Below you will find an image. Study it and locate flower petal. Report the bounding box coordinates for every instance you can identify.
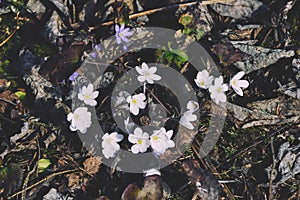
[233,86,243,96]
[137,76,146,83]
[135,66,143,75]
[131,144,140,154]
[233,71,245,80]
[130,105,139,115]
[237,80,249,88]
[115,24,120,33]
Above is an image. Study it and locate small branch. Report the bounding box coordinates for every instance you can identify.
[146,87,171,115]
[7,169,78,199]
[0,12,20,47]
[0,98,17,106]
[89,0,234,31]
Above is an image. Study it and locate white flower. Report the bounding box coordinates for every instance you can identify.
[150,127,175,155]
[102,132,124,159]
[209,76,228,104]
[186,100,199,112]
[179,111,197,130]
[128,127,150,154]
[135,62,161,84]
[67,107,92,133]
[229,71,249,96]
[194,70,213,89]
[126,93,147,115]
[124,117,135,134]
[78,84,99,106]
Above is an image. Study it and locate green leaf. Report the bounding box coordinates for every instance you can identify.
[179,14,193,26]
[38,159,51,173]
[15,91,26,100]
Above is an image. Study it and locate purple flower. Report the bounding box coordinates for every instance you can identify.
[90,52,98,58]
[69,72,79,81]
[115,24,132,44]
[94,44,101,51]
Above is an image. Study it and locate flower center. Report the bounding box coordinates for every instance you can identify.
[152,136,159,141]
[137,139,143,145]
[131,99,137,104]
[200,81,205,86]
[85,95,90,100]
[145,72,150,77]
[106,138,112,143]
[231,80,237,86]
[74,114,79,120]
[118,32,123,37]
[216,87,222,93]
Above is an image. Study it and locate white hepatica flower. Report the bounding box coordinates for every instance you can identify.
[128,127,150,154]
[150,127,175,155]
[78,84,99,106]
[102,132,124,159]
[194,70,213,89]
[135,62,161,84]
[179,111,197,130]
[186,100,199,112]
[126,93,147,115]
[209,76,228,104]
[229,71,249,96]
[67,107,92,133]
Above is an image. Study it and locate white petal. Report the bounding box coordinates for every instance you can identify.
[146,77,154,84]
[126,96,132,103]
[69,125,77,131]
[78,93,84,101]
[237,80,249,88]
[130,105,139,115]
[137,76,146,83]
[85,99,97,106]
[135,66,143,75]
[136,93,146,101]
[233,71,245,80]
[222,84,229,92]
[131,144,140,154]
[167,140,175,148]
[186,100,199,112]
[215,76,223,86]
[233,87,243,96]
[148,67,157,74]
[141,62,149,72]
[165,130,173,139]
[128,134,138,144]
[67,113,74,122]
[86,84,94,93]
[134,127,143,136]
[150,74,161,81]
[91,91,99,99]
[218,93,227,103]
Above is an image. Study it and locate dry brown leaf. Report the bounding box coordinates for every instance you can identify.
[83,156,102,175]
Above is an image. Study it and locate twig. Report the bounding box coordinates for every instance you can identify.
[0,98,17,106]
[0,12,20,47]
[89,0,234,31]
[146,87,171,115]
[7,169,78,199]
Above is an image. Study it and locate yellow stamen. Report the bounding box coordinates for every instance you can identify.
[152,136,159,141]
[132,99,137,104]
[137,139,143,144]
